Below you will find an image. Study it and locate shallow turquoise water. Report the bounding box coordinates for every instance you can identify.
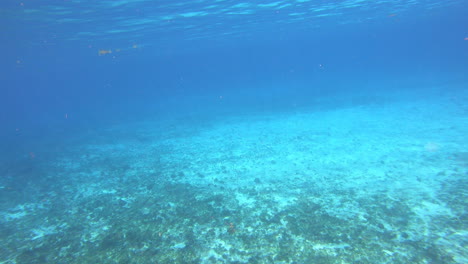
[0,0,467,263]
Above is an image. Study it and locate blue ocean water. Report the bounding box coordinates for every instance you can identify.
[1,0,467,263]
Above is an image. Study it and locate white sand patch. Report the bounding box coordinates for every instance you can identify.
[2,203,38,222]
[413,201,454,218]
[3,210,28,221]
[312,243,350,251]
[30,225,60,240]
[235,192,256,208]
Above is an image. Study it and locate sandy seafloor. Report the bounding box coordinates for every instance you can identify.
[0,86,467,264]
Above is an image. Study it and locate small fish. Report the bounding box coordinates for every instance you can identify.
[98,49,112,56]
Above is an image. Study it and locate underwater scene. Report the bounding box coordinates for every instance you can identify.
[1,0,467,263]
